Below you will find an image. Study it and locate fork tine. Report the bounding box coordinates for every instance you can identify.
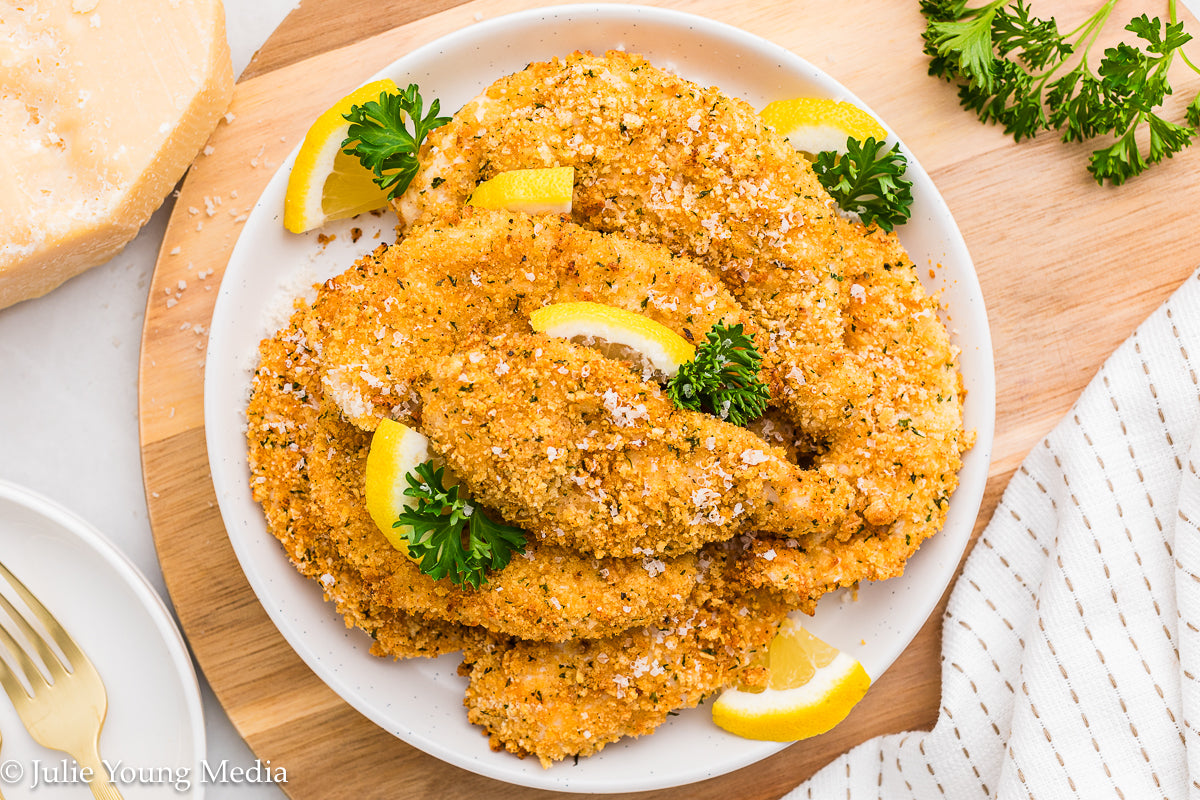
[0,612,51,694]
[0,640,35,706]
[0,561,85,670]
[0,592,60,686]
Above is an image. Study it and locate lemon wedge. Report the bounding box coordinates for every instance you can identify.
[759,97,888,157]
[283,78,399,234]
[712,618,872,741]
[529,301,696,378]
[364,418,429,557]
[467,166,575,214]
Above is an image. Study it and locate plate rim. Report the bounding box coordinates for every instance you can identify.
[205,2,996,793]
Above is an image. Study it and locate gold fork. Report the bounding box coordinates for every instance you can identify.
[0,560,121,799]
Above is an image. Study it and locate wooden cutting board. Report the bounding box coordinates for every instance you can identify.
[138,0,1200,797]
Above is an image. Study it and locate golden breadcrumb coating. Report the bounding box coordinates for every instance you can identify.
[248,299,704,645]
[306,210,753,431]
[304,398,705,641]
[422,332,853,557]
[243,50,971,767]
[396,49,968,596]
[247,328,480,658]
[461,547,787,766]
[396,49,857,437]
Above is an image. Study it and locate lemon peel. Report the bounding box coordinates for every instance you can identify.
[760,97,887,156]
[529,301,695,378]
[468,166,575,214]
[712,619,872,741]
[283,78,399,233]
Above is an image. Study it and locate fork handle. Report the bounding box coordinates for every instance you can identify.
[76,748,123,800]
[87,774,124,800]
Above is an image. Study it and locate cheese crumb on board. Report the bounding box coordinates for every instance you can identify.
[0,0,234,309]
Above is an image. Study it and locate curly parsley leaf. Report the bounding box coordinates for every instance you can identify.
[920,1,1200,185]
[924,0,1014,89]
[394,460,526,589]
[341,84,451,200]
[668,323,770,427]
[813,137,914,232]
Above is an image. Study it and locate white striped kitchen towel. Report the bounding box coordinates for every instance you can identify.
[787,268,1200,799]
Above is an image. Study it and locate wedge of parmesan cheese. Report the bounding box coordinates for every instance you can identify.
[0,0,234,309]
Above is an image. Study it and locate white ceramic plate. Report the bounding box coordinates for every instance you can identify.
[205,4,995,793]
[0,480,206,799]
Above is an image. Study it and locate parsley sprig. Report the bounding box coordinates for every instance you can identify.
[921,0,1200,184]
[813,137,914,231]
[394,460,526,589]
[341,84,450,200]
[667,323,770,426]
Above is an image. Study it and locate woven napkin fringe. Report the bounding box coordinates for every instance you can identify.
[785,270,1200,800]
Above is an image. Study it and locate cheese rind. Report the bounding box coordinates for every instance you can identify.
[0,0,235,309]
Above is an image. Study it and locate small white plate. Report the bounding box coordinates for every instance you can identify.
[206,3,995,793]
[0,481,206,799]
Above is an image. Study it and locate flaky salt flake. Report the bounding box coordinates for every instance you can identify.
[602,389,648,427]
[741,448,769,465]
[642,557,667,577]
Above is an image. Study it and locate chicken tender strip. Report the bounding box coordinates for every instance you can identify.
[309,210,754,430]
[303,398,703,641]
[421,332,854,558]
[395,50,862,436]
[740,226,970,604]
[827,224,966,528]
[247,319,478,657]
[461,548,789,766]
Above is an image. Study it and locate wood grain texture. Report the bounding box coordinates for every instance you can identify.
[138,0,1200,797]
[240,0,475,79]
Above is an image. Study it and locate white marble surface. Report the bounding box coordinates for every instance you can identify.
[0,1,299,795]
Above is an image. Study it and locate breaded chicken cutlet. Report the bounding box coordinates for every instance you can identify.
[246,49,970,768]
[423,333,853,558]
[306,208,753,432]
[461,546,790,764]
